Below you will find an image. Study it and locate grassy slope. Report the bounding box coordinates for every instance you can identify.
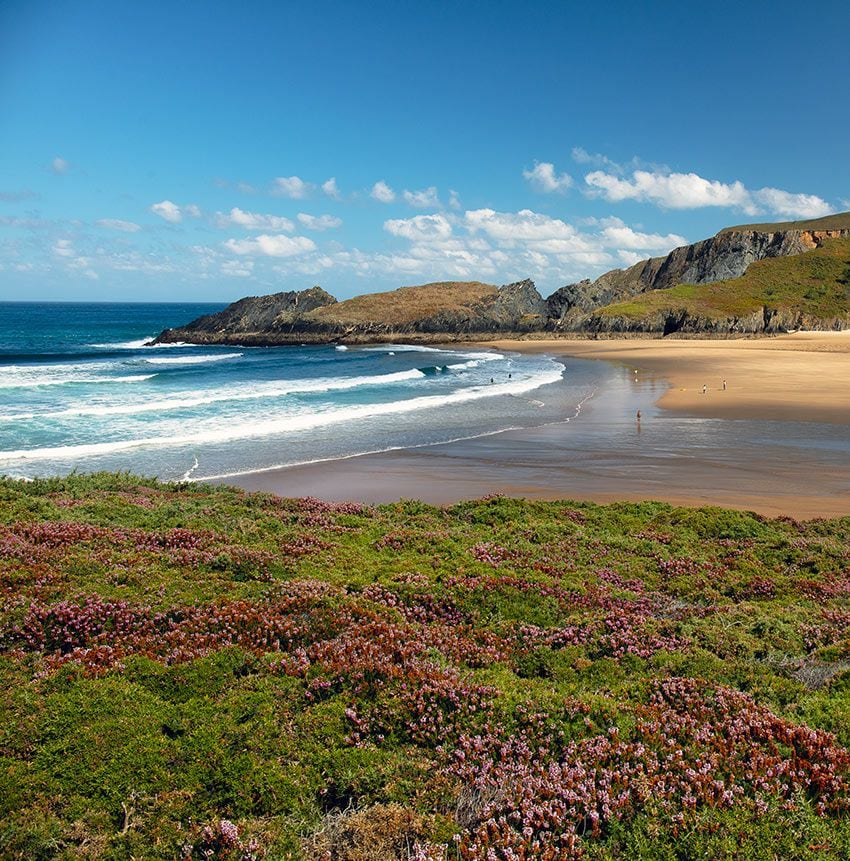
[306,281,497,326]
[598,236,850,321]
[719,212,850,234]
[2,475,850,859]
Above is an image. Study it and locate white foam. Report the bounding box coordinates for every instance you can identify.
[0,368,429,422]
[335,345,348,351]
[0,362,157,389]
[0,364,564,463]
[142,352,243,366]
[88,337,198,349]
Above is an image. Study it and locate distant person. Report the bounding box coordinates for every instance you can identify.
[722,379,727,390]
[636,410,641,422]
[702,384,707,395]
[490,377,494,384]
[508,373,512,379]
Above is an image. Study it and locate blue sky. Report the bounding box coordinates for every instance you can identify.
[1,0,848,302]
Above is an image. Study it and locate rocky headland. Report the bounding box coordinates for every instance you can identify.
[154,212,850,344]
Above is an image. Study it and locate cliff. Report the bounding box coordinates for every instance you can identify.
[155,213,850,344]
[585,235,850,335]
[155,279,548,345]
[548,212,850,330]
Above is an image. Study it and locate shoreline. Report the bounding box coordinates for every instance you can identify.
[482,331,850,425]
[222,334,850,519]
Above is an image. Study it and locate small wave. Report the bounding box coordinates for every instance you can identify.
[0,365,564,463]
[0,368,428,421]
[335,345,348,351]
[89,337,155,349]
[182,454,200,481]
[0,363,157,389]
[142,352,243,366]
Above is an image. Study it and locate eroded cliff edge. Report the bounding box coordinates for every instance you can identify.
[154,213,850,344]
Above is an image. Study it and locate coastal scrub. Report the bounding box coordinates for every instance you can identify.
[1,474,850,858]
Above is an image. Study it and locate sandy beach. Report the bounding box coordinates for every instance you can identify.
[487,332,850,425]
[222,332,850,519]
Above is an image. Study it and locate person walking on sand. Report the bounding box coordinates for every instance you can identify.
[722,379,727,391]
[702,384,707,395]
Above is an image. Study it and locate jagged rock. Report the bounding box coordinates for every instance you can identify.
[153,280,547,345]
[155,287,337,343]
[548,220,850,329]
[153,213,850,344]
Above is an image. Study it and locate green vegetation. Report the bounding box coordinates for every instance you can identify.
[719,211,850,234]
[308,281,497,326]
[2,474,850,858]
[599,236,850,322]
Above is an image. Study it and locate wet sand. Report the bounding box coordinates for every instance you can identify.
[225,334,850,519]
[486,332,850,425]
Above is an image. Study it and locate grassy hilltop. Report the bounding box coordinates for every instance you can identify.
[3,475,850,859]
[597,236,850,325]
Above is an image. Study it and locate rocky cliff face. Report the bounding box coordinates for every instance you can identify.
[157,286,337,343]
[155,215,850,343]
[548,228,850,330]
[154,279,548,345]
[581,307,850,337]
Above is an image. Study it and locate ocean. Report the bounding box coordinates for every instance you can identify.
[0,302,601,482]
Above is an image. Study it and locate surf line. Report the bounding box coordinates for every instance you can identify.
[182,454,200,481]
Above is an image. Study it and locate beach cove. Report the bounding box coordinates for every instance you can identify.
[226,332,850,519]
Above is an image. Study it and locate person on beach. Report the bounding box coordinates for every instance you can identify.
[636,410,641,423]
[723,379,727,390]
[702,384,707,395]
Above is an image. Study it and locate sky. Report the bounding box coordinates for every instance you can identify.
[1,0,848,303]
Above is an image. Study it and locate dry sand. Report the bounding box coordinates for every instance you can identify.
[223,333,850,518]
[486,332,850,425]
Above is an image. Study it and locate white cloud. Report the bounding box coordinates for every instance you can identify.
[53,238,75,257]
[618,250,646,266]
[237,181,256,194]
[51,157,69,175]
[584,167,832,219]
[465,209,584,244]
[523,162,573,193]
[297,213,343,231]
[751,188,832,219]
[272,176,310,198]
[150,200,184,223]
[221,259,254,277]
[217,207,294,231]
[96,218,141,233]
[585,169,753,211]
[571,147,621,170]
[322,177,341,199]
[184,204,201,218]
[384,213,453,242]
[223,234,316,257]
[596,217,687,251]
[371,180,395,203]
[448,190,461,210]
[403,186,441,208]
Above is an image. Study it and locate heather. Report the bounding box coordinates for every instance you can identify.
[1,476,850,859]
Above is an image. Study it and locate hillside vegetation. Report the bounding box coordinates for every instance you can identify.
[308,282,497,326]
[597,236,850,323]
[719,212,850,234]
[3,475,850,859]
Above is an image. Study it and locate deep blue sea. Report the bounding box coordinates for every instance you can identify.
[0,302,598,481]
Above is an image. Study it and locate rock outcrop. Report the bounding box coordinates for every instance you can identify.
[154,279,548,345]
[156,286,337,343]
[548,216,850,331]
[155,213,850,343]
